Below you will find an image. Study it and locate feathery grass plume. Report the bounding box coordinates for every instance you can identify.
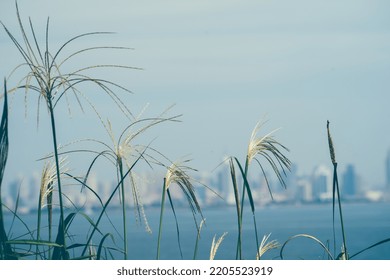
[45,107,180,259]
[36,161,54,259]
[80,147,148,258]
[108,106,181,237]
[327,120,336,165]
[36,158,67,259]
[256,233,279,260]
[326,121,348,259]
[87,108,180,259]
[1,2,138,259]
[209,232,228,260]
[156,160,203,259]
[247,120,291,193]
[229,119,290,259]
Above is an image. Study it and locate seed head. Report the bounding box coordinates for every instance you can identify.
[327,121,337,165]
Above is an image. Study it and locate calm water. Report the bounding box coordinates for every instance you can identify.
[4,202,390,260]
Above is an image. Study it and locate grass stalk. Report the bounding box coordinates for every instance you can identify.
[118,160,128,260]
[167,189,183,259]
[238,157,249,224]
[156,178,167,260]
[234,157,260,260]
[228,120,290,259]
[156,160,202,260]
[47,96,67,259]
[327,121,348,259]
[228,158,242,259]
[36,188,43,259]
[193,218,205,260]
[0,79,16,259]
[80,148,146,257]
[46,181,53,257]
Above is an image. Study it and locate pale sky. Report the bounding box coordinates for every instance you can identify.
[1,0,390,189]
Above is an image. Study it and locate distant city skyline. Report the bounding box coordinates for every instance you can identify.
[1,1,390,195]
[2,158,388,214]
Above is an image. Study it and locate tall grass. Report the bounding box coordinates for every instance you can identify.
[50,107,182,259]
[156,160,203,259]
[1,2,389,261]
[36,159,59,259]
[327,120,348,259]
[228,120,291,259]
[1,2,137,259]
[0,79,16,259]
[279,121,390,260]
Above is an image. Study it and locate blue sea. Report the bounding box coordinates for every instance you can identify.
[4,202,390,260]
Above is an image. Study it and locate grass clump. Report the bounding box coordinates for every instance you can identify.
[156,160,203,260]
[279,121,390,260]
[1,2,389,261]
[227,120,291,259]
[1,2,138,259]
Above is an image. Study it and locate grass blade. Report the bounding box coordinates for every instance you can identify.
[228,157,242,260]
[0,79,16,259]
[97,233,114,260]
[234,157,260,259]
[167,189,183,259]
[156,178,167,260]
[350,238,390,259]
[51,212,76,259]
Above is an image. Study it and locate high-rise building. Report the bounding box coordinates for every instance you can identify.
[312,165,332,201]
[296,177,313,202]
[386,150,390,190]
[342,164,357,197]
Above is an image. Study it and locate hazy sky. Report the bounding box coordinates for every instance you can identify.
[1,0,390,189]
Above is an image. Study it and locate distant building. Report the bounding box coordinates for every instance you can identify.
[296,177,313,202]
[342,164,357,197]
[386,150,390,190]
[312,165,332,201]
